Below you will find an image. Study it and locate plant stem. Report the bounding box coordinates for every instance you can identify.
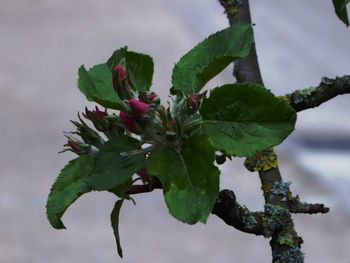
[282,75,350,112]
[217,1,318,262]
[219,0,264,84]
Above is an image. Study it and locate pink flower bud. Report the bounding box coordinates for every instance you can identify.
[139,92,159,104]
[187,91,207,113]
[119,111,141,133]
[129,99,150,118]
[112,65,134,100]
[112,65,127,80]
[67,141,81,154]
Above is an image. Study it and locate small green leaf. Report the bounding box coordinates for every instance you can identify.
[333,0,350,26]
[46,155,95,229]
[171,24,253,95]
[85,136,145,191]
[147,135,220,224]
[111,199,124,258]
[78,64,123,109]
[107,47,154,92]
[200,84,296,157]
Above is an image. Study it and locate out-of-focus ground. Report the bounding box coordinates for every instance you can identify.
[0,0,349,262]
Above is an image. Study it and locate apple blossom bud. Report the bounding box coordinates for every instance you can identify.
[84,107,108,131]
[113,65,127,80]
[112,65,133,100]
[62,132,93,155]
[187,91,207,113]
[119,111,141,133]
[139,91,160,104]
[129,99,149,118]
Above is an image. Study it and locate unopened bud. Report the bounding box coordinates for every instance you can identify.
[112,65,133,100]
[71,116,105,149]
[187,91,207,113]
[92,106,107,119]
[119,111,141,134]
[129,99,150,119]
[84,107,108,131]
[113,65,127,80]
[139,92,160,104]
[62,132,93,155]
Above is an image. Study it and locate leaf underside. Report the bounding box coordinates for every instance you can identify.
[200,83,297,157]
[147,134,220,224]
[46,155,95,229]
[85,136,146,191]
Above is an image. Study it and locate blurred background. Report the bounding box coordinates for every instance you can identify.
[0,0,349,262]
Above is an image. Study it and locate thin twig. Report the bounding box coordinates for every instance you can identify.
[283,75,350,112]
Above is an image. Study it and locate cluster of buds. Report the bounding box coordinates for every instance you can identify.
[64,63,207,157]
[119,98,153,134]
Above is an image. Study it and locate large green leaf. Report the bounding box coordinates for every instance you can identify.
[111,199,124,258]
[107,47,154,92]
[78,64,123,109]
[171,24,253,95]
[147,135,220,224]
[200,84,297,157]
[85,136,145,191]
[46,155,95,229]
[333,0,350,26]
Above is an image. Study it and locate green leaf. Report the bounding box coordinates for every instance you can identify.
[78,47,154,108]
[46,155,95,229]
[107,46,128,69]
[200,84,296,157]
[171,24,253,95]
[332,0,350,26]
[78,64,123,110]
[111,199,124,258]
[85,136,146,191]
[147,134,220,224]
[108,178,133,198]
[107,47,154,92]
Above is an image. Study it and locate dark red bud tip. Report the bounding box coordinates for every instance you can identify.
[93,106,107,119]
[119,111,140,133]
[187,91,207,113]
[113,65,127,80]
[67,141,81,154]
[139,92,159,103]
[147,94,157,101]
[129,99,150,117]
